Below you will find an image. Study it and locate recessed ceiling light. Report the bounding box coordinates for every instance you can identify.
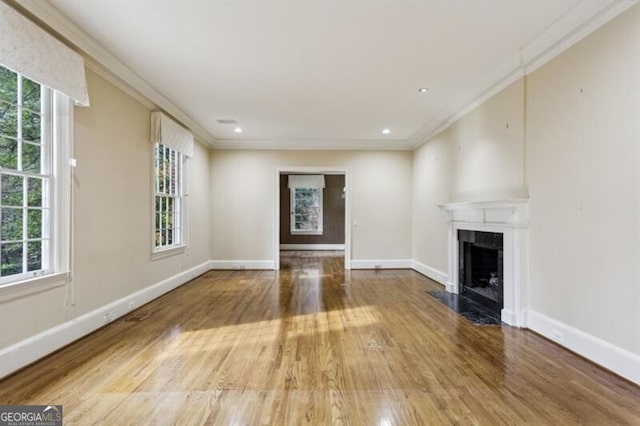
[382,128,391,134]
[234,127,243,133]
[418,88,429,93]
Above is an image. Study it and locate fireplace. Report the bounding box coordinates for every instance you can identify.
[440,199,529,327]
[458,230,503,315]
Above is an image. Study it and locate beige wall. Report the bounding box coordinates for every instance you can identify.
[210,150,413,262]
[412,6,640,355]
[526,7,640,354]
[0,69,211,348]
[412,128,452,272]
[412,78,526,272]
[450,78,527,202]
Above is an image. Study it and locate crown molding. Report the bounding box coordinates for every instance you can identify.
[8,0,217,147]
[212,138,411,151]
[6,0,636,152]
[408,0,638,150]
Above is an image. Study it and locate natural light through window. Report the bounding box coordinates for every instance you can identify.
[154,143,184,250]
[0,66,51,282]
[291,187,323,235]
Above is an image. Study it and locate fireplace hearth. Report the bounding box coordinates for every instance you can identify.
[458,230,503,316]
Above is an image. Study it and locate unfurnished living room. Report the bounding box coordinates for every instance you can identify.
[0,0,639,424]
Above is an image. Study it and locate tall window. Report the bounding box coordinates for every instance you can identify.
[154,143,183,250]
[291,187,323,234]
[0,66,51,283]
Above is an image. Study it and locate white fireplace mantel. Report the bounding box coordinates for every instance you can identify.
[439,199,529,327]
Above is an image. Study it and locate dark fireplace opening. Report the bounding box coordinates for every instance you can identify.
[458,230,503,315]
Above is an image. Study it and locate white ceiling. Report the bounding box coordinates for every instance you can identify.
[44,0,623,149]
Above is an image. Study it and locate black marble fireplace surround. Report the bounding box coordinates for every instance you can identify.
[458,230,504,316]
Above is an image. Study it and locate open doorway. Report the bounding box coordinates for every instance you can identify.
[273,167,350,270]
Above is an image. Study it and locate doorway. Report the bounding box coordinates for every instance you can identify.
[273,167,350,270]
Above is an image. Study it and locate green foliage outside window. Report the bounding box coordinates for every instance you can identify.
[293,188,321,232]
[154,143,181,249]
[0,65,46,278]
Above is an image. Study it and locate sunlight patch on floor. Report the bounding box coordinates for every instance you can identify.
[154,305,380,360]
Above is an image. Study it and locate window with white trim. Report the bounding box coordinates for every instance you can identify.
[290,187,323,235]
[153,143,184,250]
[0,3,84,294]
[0,66,53,283]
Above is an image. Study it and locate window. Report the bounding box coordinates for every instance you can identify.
[290,187,323,235]
[0,66,53,283]
[153,143,184,251]
[150,112,193,256]
[0,4,84,294]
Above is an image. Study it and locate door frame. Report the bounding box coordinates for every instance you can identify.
[273,166,351,270]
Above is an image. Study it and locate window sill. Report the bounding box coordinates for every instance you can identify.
[291,231,324,236]
[151,245,187,260]
[0,272,69,303]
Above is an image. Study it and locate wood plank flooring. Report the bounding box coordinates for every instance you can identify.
[0,251,639,425]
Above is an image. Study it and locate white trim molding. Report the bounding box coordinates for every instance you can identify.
[526,310,640,386]
[0,260,211,380]
[280,244,345,251]
[409,0,638,149]
[350,259,412,270]
[440,199,530,327]
[0,272,68,303]
[9,0,216,146]
[209,260,275,270]
[8,0,636,152]
[274,167,351,271]
[411,260,448,286]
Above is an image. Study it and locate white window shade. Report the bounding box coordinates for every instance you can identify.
[288,175,325,189]
[151,111,194,158]
[0,2,89,106]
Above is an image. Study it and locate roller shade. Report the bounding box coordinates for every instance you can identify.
[0,2,90,106]
[151,111,194,158]
[288,175,325,189]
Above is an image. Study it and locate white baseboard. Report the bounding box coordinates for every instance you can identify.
[501,309,521,327]
[410,260,448,286]
[279,244,345,250]
[350,259,412,269]
[0,260,211,380]
[209,260,275,270]
[526,310,640,386]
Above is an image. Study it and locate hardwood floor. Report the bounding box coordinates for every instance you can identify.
[1,251,639,425]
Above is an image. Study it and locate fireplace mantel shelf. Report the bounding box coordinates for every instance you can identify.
[438,198,529,211]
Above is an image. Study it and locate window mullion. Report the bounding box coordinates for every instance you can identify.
[18,77,27,275]
[161,196,165,246]
[17,76,23,172]
[169,149,174,196]
[21,176,27,274]
[154,144,158,194]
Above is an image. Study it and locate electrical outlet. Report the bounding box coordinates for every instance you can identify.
[103,312,113,323]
